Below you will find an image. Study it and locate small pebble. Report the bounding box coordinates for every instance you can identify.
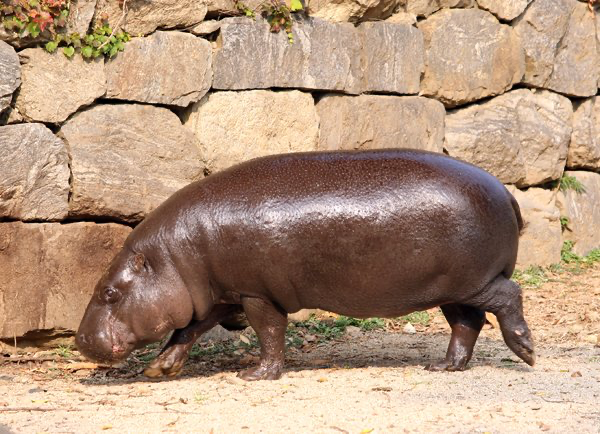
[403,323,416,334]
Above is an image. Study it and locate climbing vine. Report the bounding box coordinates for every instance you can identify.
[236,0,304,44]
[0,0,130,58]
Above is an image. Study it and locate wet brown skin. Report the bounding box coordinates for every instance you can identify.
[76,149,535,380]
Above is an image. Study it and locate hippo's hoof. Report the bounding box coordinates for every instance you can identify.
[143,349,187,378]
[237,365,283,381]
[424,360,466,372]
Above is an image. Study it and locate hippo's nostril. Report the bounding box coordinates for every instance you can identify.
[112,343,127,354]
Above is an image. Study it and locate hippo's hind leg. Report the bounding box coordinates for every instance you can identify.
[237,296,287,381]
[469,275,536,367]
[426,304,485,372]
[144,304,242,379]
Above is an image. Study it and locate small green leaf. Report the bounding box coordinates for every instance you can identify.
[289,0,303,11]
[26,21,40,38]
[81,45,93,58]
[109,45,118,58]
[63,45,75,58]
[44,40,58,53]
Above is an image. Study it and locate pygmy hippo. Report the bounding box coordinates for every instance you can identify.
[76,149,535,380]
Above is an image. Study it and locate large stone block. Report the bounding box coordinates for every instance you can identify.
[475,0,532,21]
[67,0,97,34]
[317,94,445,152]
[206,0,263,15]
[0,41,20,115]
[61,104,202,223]
[105,31,212,107]
[358,22,423,94]
[15,49,105,124]
[568,97,600,170]
[514,0,598,97]
[507,187,562,268]
[418,8,524,107]
[213,17,362,94]
[184,90,319,173]
[0,222,131,338]
[444,89,572,187]
[0,124,69,221]
[93,0,207,36]
[309,0,405,22]
[557,171,600,256]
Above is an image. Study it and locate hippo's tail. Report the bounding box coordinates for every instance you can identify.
[509,194,524,235]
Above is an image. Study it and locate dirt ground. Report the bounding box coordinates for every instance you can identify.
[1,264,599,433]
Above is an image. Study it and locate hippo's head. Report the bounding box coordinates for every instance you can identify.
[76,248,194,363]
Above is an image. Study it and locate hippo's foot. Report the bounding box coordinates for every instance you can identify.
[144,346,189,378]
[469,276,536,367]
[424,359,467,372]
[428,303,485,373]
[237,362,283,381]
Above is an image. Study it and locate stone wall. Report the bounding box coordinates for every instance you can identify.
[1,0,599,339]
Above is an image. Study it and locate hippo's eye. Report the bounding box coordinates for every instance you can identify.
[104,287,120,304]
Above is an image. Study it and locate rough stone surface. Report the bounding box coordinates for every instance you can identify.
[0,222,131,338]
[309,0,405,22]
[358,22,423,94]
[184,90,319,173]
[15,49,105,124]
[61,104,202,223]
[557,171,600,256]
[105,31,212,107]
[94,0,207,36]
[213,17,362,94]
[514,0,598,97]
[444,89,573,187]
[418,8,524,107]
[0,41,20,115]
[568,98,600,170]
[206,0,263,15]
[405,0,474,17]
[475,0,532,21]
[0,124,69,221]
[190,19,222,35]
[385,11,417,24]
[507,187,562,268]
[317,95,445,153]
[66,0,97,34]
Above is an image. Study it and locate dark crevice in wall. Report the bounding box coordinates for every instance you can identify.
[0,216,137,228]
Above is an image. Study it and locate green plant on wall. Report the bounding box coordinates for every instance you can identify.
[236,0,304,44]
[0,0,130,58]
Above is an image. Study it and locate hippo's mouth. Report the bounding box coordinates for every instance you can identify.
[75,333,138,364]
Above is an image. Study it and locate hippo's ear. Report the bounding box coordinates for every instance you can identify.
[129,253,147,273]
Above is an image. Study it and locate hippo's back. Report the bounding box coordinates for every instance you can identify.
[174,149,521,317]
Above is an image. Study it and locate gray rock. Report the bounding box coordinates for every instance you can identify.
[557,171,600,256]
[61,104,202,223]
[189,20,222,35]
[184,90,319,173]
[93,0,208,36]
[317,94,445,152]
[405,0,474,17]
[358,22,423,94]
[0,124,69,221]
[106,31,212,107]
[67,0,97,34]
[475,0,532,21]
[514,0,598,97]
[200,325,238,343]
[0,222,131,338]
[418,8,524,107]
[444,89,572,187]
[15,49,105,124]
[507,187,562,268]
[568,97,600,170]
[0,41,20,115]
[309,0,405,22]
[213,17,362,94]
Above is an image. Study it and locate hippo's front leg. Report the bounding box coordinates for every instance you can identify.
[237,297,287,381]
[144,304,242,378]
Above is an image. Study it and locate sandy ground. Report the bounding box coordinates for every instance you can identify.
[1,264,599,433]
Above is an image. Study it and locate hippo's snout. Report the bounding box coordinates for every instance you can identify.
[76,325,137,364]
